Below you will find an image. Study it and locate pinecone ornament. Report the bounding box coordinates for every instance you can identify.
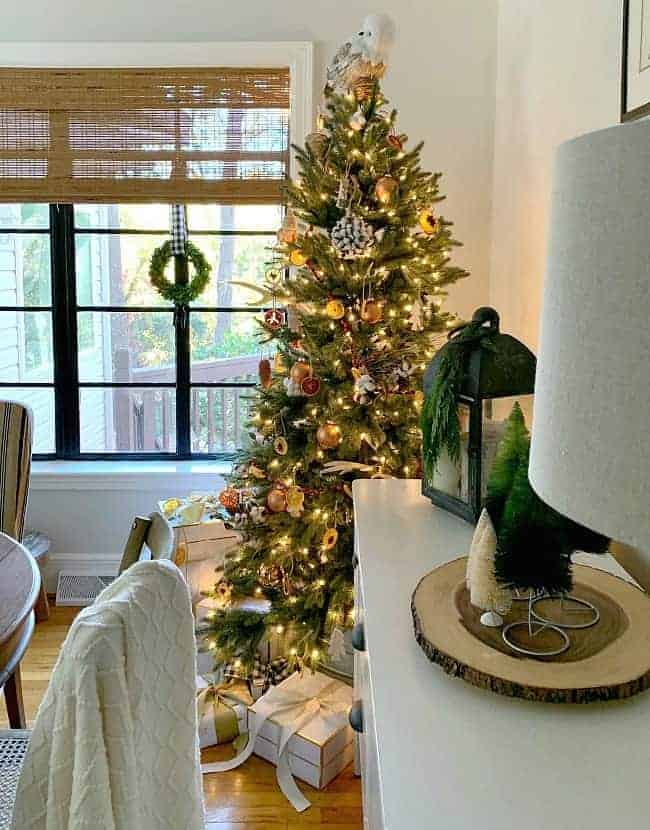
[331,210,374,259]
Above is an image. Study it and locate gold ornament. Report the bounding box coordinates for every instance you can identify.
[322,527,339,550]
[418,209,439,235]
[274,436,289,456]
[305,131,328,160]
[266,486,288,513]
[413,390,425,406]
[259,563,284,589]
[352,76,375,102]
[259,358,272,389]
[317,421,343,450]
[278,211,298,245]
[325,298,345,320]
[249,464,266,479]
[290,248,308,267]
[360,299,383,324]
[174,542,187,566]
[290,361,312,385]
[218,487,240,514]
[374,175,398,204]
[273,352,287,374]
[286,486,305,518]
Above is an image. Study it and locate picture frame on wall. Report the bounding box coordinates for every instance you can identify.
[622,0,650,120]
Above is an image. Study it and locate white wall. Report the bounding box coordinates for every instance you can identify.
[28,464,228,589]
[489,1,650,585]
[490,0,623,348]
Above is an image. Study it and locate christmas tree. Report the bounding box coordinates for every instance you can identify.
[486,404,608,595]
[201,21,468,670]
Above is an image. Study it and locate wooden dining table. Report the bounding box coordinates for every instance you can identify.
[0,532,40,728]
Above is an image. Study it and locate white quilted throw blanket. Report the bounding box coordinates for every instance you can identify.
[11,560,204,830]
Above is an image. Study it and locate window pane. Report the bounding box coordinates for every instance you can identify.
[0,311,53,382]
[0,233,51,306]
[80,387,176,453]
[75,233,171,307]
[74,204,170,230]
[191,311,266,383]
[77,311,175,383]
[190,234,277,307]
[191,387,254,453]
[0,204,49,229]
[0,386,55,453]
[187,204,281,232]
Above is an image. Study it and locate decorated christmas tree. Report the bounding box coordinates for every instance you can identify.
[200,15,468,670]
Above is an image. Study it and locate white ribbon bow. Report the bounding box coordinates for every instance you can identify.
[201,679,348,812]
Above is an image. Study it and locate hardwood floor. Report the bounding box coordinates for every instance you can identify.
[1,604,363,830]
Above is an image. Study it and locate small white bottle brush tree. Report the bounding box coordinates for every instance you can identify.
[466,509,512,627]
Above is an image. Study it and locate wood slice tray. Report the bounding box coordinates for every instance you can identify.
[411,558,650,703]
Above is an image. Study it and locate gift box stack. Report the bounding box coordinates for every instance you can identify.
[201,670,354,811]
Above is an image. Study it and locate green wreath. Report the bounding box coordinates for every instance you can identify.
[149,240,211,304]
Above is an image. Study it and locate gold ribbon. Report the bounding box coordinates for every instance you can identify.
[199,686,242,745]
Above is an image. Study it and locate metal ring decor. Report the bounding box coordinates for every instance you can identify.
[502,620,570,658]
[531,594,600,630]
[149,240,211,304]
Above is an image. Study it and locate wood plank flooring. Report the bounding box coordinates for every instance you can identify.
[1,604,363,830]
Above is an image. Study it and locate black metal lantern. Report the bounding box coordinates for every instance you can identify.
[421,307,536,523]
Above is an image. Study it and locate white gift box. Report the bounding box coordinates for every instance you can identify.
[247,671,354,790]
[167,515,239,604]
[196,675,251,749]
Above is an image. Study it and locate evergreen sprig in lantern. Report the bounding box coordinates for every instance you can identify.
[421,307,536,523]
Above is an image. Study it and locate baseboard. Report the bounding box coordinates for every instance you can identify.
[43,551,121,593]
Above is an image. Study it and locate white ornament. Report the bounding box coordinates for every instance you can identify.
[283,377,304,398]
[353,372,377,405]
[466,509,512,625]
[331,210,374,260]
[349,109,366,131]
[408,298,424,331]
[328,627,348,662]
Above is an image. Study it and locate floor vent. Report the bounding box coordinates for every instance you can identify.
[55,572,116,606]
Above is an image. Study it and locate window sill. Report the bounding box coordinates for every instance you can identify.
[31,459,232,491]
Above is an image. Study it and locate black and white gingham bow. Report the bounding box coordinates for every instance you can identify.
[224,655,293,700]
[170,204,188,255]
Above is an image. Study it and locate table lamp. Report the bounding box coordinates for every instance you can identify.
[530,120,650,556]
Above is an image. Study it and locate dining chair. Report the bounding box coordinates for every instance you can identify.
[118,511,175,574]
[7,559,204,830]
[0,401,49,623]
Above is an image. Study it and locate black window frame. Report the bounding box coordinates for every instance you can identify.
[0,202,276,461]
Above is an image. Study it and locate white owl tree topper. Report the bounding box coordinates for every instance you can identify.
[326,14,397,91]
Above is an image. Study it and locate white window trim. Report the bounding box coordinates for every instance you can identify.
[1,41,314,176]
[31,458,232,490]
[6,41,313,479]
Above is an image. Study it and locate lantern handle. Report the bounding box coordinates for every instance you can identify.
[448,306,500,340]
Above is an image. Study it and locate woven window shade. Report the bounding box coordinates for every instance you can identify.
[0,67,290,204]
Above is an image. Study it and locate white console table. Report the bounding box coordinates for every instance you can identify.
[351,479,650,830]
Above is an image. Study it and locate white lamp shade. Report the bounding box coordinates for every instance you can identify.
[530,120,650,551]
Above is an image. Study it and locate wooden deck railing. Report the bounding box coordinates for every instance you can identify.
[115,349,259,452]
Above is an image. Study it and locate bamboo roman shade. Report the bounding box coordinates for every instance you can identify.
[0,67,290,203]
